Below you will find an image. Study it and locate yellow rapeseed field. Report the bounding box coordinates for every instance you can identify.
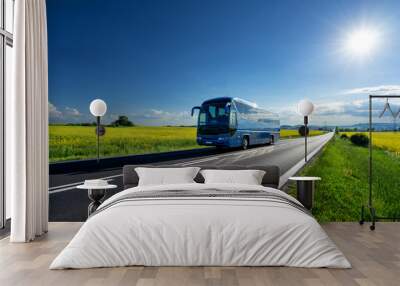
[49,126,199,162]
[342,132,400,153]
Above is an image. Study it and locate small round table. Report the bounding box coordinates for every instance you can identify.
[288,177,321,210]
[77,184,117,216]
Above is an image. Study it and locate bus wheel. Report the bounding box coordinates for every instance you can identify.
[241,137,249,150]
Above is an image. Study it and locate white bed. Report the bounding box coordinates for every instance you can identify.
[50,183,351,269]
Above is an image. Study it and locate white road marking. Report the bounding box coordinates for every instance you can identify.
[179,134,328,166]
[49,174,122,194]
[177,144,277,166]
[0,235,10,241]
[49,181,89,190]
[49,134,333,194]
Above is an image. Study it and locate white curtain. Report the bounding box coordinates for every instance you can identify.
[8,0,49,242]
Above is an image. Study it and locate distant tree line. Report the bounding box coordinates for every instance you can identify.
[109,115,135,127]
[50,115,135,127]
[337,127,360,132]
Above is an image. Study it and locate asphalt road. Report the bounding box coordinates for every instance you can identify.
[49,132,333,221]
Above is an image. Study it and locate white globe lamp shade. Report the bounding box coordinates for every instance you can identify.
[297,99,314,116]
[90,99,107,117]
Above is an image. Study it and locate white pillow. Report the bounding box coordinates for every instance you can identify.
[200,169,266,185]
[135,167,200,186]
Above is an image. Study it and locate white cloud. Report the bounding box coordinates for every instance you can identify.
[344,85,400,95]
[48,96,400,127]
[48,102,87,123]
[149,109,164,116]
[315,101,348,115]
[48,104,194,126]
[49,102,62,118]
[130,109,195,126]
[65,107,81,116]
[277,98,400,126]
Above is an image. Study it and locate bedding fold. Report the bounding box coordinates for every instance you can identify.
[50,183,351,269]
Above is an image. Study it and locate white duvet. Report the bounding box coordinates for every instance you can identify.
[50,183,351,269]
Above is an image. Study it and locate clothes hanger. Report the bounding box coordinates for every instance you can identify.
[379,98,395,118]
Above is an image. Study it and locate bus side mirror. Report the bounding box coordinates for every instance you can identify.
[191,106,201,116]
[225,103,231,114]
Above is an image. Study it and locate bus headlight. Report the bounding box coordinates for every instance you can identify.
[218,137,224,141]
[197,136,202,140]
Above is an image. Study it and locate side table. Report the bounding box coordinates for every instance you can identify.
[288,177,321,210]
[77,184,117,216]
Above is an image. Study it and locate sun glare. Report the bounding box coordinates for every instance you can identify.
[345,27,380,57]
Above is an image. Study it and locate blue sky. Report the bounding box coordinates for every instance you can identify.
[47,0,400,125]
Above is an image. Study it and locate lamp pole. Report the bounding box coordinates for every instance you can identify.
[90,99,107,164]
[304,116,308,162]
[96,116,100,163]
[298,99,314,163]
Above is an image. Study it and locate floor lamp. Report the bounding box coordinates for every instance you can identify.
[298,100,315,162]
[89,99,107,163]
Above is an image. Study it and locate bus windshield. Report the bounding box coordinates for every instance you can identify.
[199,101,230,126]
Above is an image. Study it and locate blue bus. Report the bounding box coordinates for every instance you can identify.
[192,97,280,149]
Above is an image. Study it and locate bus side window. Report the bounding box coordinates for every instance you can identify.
[199,112,206,125]
[230,112,237,128]
[217,107,225,116]
[209,106,216,118]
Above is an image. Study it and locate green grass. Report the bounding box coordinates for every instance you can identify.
[288,136,400,222]
[49,125,326,162]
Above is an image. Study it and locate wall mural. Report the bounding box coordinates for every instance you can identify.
[47,0,400,223]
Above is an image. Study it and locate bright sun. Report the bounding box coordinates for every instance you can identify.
[345,28,379,57]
